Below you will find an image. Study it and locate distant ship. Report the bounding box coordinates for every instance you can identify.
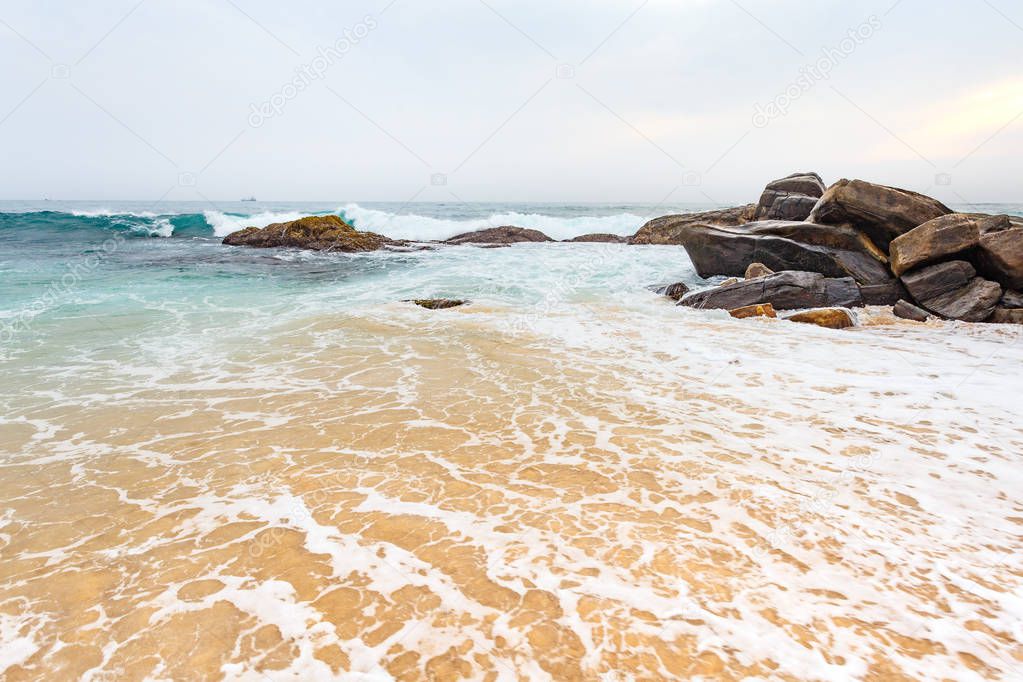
[241,197,257,202]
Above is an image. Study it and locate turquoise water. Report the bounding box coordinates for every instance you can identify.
[2,200,1021,360]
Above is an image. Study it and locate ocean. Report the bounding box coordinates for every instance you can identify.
[2,201,1023,680]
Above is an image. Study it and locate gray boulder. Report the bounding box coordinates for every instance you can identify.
[678,271,863,311]
[918,277,1002,322]
[1001,290,1023,309]
[901,261,976,303]
[756,172,827,221]
[675,221,892,285]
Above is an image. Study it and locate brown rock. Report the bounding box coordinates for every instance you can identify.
[445,226,553,245]
[785,308,856,330]
[564,233,629,243]
[631,205,758,245]
[729,303,777,319]
[720,278,740,287]
[679,271,863,311]
[976,227,1023,290]
[407,299,468,310]
[919,277,1002,322]
[988,308,1023,325]
[808,179,952,250]
[893,300,931,322]
[745,262,775,279]
[222,214,395,252]
[889,214,980,276]
[901,261,976,302]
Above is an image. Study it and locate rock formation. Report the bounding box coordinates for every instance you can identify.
[223,215,396,252]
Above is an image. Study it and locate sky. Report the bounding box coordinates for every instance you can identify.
[0,0,1021,204]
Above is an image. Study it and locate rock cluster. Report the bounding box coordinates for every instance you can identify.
[564,233,629,243]
[223,215,397,252]
[658,173,1022,325]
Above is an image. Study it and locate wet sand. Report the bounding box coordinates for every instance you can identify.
[2,304,1022,680]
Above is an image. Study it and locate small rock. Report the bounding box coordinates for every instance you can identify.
[720,277,741,287]
[407,299,468,310]
[223,214,396,252]
[744,262,774,279]
[893,299,931,322]
[785,308,856,329]
[651,282,690,301]
[729,303,777,319]
[988,308,1023,325]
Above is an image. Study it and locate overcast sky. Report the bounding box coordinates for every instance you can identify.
[1,0,1021,204]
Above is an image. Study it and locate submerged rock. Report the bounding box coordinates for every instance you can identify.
[785,308,856,330]
[445,226,553,245]
[630,205,758,245]
[893,300,931,322]
[729,303,777,319]
[407,299,468,310]
[678,271,863,311]
[809,179,951,251]
[650,282,690,301]
[564,233,629,243]
[223,215,396,252]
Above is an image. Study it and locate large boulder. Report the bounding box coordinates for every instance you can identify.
[673,221,892,285]
[678,271,863,311]
[901,261,976,302]
[564,233,629,243]
[889,214,981,276]
[858,280,908,306]
[916,277,1002,322]
[975,226,1023,290]
[446,226,553,244]
[222,214,395,252]
[755,172,827,221]
[631,205,758,245]
[808,179,952,251]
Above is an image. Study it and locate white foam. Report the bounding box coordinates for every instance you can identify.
[340,203,648,241]
[203,210,317,237]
